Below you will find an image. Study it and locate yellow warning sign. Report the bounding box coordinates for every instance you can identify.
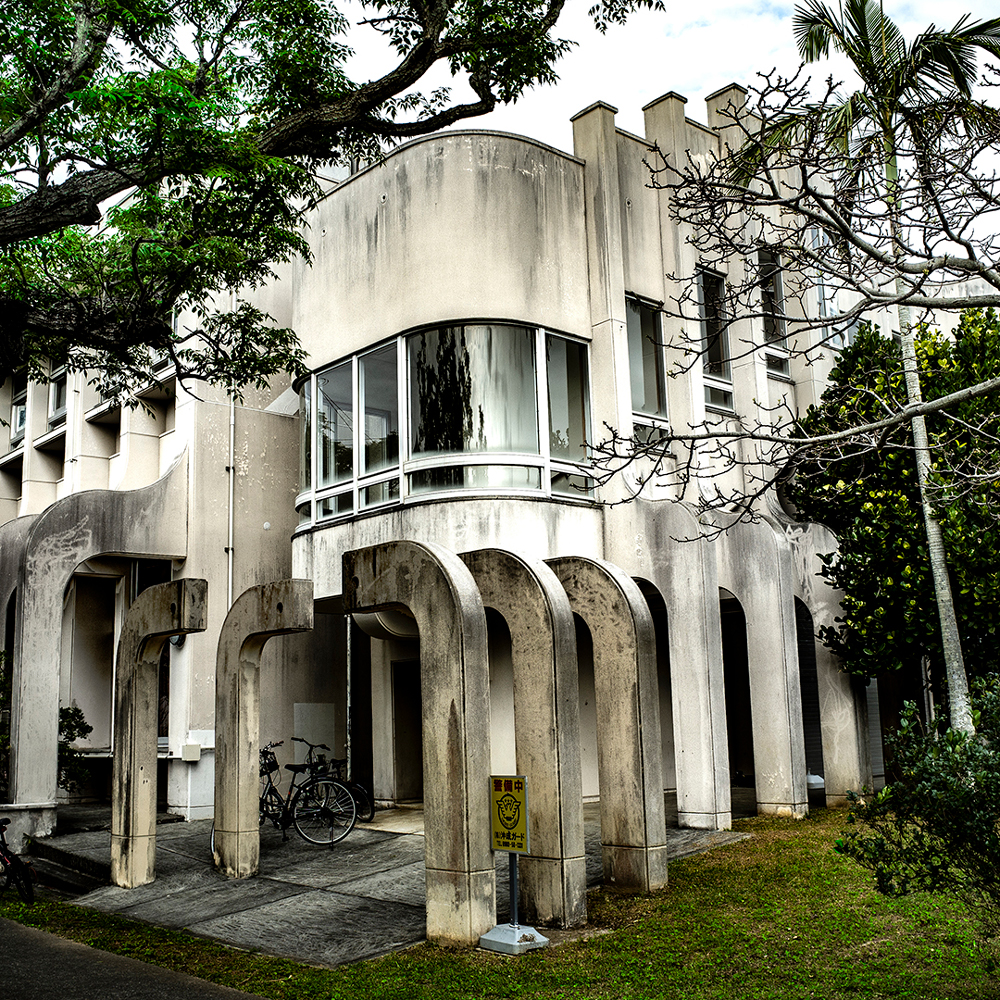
[490,775,530,854]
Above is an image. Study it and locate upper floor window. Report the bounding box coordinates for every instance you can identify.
[9,380,26,448]
[48,368,68,428]
[700,270,734,410]
[296,323,592,524]
[758,249,790,377]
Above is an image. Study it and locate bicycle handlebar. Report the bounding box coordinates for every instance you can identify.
[291,737,330,751]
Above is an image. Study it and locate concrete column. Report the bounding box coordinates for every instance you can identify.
[342,540,493,946]
[214,580,314,878]
[716,518,809,817]
[787,522,871,802]
[546,556,667,891]
[111,579,207,887]
[460,548,586,928]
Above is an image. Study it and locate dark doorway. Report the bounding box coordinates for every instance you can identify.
[392,659,422,802]
[720,592,756,817]
[794,598,826,806]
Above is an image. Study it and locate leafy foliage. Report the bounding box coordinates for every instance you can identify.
[836,674,1000,931]
[0,0,662,398]
[57,705,93,793]
[789,311,1000,682]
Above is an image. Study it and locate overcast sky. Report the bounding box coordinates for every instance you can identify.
[342,0,999,153]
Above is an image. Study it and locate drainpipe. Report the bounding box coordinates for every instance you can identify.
[227,292,236,609]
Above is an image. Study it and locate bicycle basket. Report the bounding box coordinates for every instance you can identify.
[259,751,279,777]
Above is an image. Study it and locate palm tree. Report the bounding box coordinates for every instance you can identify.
[789,0,1000,734]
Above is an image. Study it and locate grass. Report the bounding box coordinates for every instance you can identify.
[2,808,997,999]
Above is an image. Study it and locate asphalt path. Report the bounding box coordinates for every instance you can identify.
[0,918,266,1000]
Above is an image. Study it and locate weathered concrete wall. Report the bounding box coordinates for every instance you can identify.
[292,132,591,366]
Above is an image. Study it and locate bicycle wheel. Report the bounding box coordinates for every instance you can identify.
[8,857,34,905]
[293,779,356,845]
[350,782,376,823]
[259,787,283,827]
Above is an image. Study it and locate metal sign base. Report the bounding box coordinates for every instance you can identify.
[479,922,549,955]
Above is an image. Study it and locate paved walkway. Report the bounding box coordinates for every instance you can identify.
[44,804,748,968]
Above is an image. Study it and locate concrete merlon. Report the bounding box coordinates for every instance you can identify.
[570,100,619,123]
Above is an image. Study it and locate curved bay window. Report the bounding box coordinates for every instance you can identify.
[296,323,592,525]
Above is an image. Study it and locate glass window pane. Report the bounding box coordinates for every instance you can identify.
[361,345,398,474]
[701,272,730,379]
[361,478,400,508]
[551,471,594,497]
[299,382,311,492]
[408,464,541,494]
[317,362,353,487]
[408,325,538,458]
[547,335,590,462]
[319,491,354,519]
[627,299,666,417]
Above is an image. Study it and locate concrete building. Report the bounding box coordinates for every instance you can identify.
[0,84,871,943]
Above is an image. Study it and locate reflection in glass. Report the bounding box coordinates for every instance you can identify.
[551,472,595,497]
[362,479,400,508]
[318,362,353,486]
[408,325,538,458]
[298,382,311,491]
[409,465,541,494]
[319,491,354,518]
[546,335,590,461]
[361,345,398,474]
[627,299,666,417]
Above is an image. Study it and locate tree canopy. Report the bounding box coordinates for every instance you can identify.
[788,311,1000,685]
[1,0,661,396]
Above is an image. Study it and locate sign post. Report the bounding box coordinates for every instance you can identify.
[479,775,550,955]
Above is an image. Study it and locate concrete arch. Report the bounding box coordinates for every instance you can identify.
[111,578,207,887]
[5,456,188,839]
[460,547,586,928]
[214,580,314,878]
[342,540,493,946]
[602,498,731,830]
[545,555,667,892]
[712,516,808,817]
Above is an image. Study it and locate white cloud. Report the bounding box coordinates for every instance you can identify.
[340,0,1000,153]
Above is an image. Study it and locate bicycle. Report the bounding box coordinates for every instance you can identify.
[259,739,356,845]
[323,756,376,823]
[0,817,35,904]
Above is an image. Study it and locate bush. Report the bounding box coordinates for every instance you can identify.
[836,674,1000,931]
[58,706,93,793]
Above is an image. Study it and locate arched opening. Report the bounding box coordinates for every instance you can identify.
[574,613,598,801]
[794,598,826,807]
[635,579,676,827]
[486,609,516,774]
[720,588,755,818]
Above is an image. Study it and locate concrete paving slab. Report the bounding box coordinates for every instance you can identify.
[114,877,309,930]
[188,889,426,966]
[326,859,427,909]
[79,867,222,913]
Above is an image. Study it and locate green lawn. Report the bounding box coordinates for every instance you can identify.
[3,809,995,999]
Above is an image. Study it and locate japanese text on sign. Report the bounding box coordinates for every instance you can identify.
[490,774,529,854]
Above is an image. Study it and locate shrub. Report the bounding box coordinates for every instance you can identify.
[836,674,1000,931]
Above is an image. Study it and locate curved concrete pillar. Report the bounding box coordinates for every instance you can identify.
[786,521,870,803]
[342,540,493,946]
[214,579,314,878]
[460,548,586,928]
[714,516,808,817]
[546,556,667,891]
[6,455,187,837]
[112,578,207,887]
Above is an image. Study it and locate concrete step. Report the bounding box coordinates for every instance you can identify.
[27,836,111,884]
[26,854,108,898]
